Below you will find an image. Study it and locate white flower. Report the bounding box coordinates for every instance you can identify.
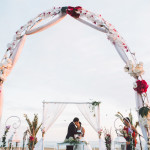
[124,60,144,78]
[139,115,148,127]
[107,33,117,42]
[68,137,74,142]
[134,63,144,76]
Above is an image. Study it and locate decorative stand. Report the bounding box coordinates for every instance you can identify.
[6,116,21,150]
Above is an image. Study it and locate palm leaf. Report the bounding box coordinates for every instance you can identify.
[129,112,133,125]
[35,123,42,136]
[134,122,139,128]
[115,112,124,122]
[24,114,33,133]
[33,114,38,131]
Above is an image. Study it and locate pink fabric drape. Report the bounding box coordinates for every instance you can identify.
[10,35,27,71]
[0,12,66,126]
[0,36,26,125]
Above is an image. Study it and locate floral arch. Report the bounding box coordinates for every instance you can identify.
[0,6,149,147]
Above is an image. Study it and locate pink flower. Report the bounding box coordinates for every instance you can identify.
[98,129,103,135]
[66,6,82,18]
[134,80,149,94]
[29,136,34,141]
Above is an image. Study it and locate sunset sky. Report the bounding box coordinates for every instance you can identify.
[0,0,150,143]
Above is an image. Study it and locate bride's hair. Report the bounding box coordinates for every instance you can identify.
[124,117,130,123]
[79,122,82,126]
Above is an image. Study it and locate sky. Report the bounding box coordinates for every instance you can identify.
[0,0,150,144]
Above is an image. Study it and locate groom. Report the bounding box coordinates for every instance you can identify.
[65,117,79,150]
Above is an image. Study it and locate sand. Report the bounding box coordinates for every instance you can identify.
[0,148,99,150]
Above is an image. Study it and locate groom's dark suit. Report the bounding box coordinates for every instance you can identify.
[66,122,77,139]
[66,122,77,150]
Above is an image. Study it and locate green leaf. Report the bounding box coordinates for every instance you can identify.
[139,107,150,117]
[61,7,68,13]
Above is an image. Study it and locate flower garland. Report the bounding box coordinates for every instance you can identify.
[0,6,133,83]
[0,7,62,83]
[65,6,130,53]
[89,101,100,117]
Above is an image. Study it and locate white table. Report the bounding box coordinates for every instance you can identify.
[57,142,85,150]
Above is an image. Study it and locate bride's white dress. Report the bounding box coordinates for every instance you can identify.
[74,128,92,150]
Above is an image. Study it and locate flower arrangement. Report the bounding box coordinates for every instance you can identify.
[104,129,111,150]
[24,114,42,150]
[0,126,11,149]
[138,107,150,128]
[124,60,144,78]
[61,6,82,18]
[64,137,80,145]
[139,107,150,118]
[133,80,149,94]
[120,129,128,138]
[64,137,87,145]
[116,111,139,136]
[89,101,100,117]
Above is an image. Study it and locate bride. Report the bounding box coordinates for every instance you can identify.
[75,122,92,150]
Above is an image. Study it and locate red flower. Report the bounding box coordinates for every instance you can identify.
[29,136,34,141]
[66,6,82,18]
[134,80,149,94]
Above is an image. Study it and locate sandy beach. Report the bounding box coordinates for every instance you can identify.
[0,148,99,150]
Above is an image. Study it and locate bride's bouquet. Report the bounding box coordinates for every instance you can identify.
[64,137,80,145]
[64,137,88,145]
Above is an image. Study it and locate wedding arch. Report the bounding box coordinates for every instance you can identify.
[35,101,101,150]
[0,6,149,148]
